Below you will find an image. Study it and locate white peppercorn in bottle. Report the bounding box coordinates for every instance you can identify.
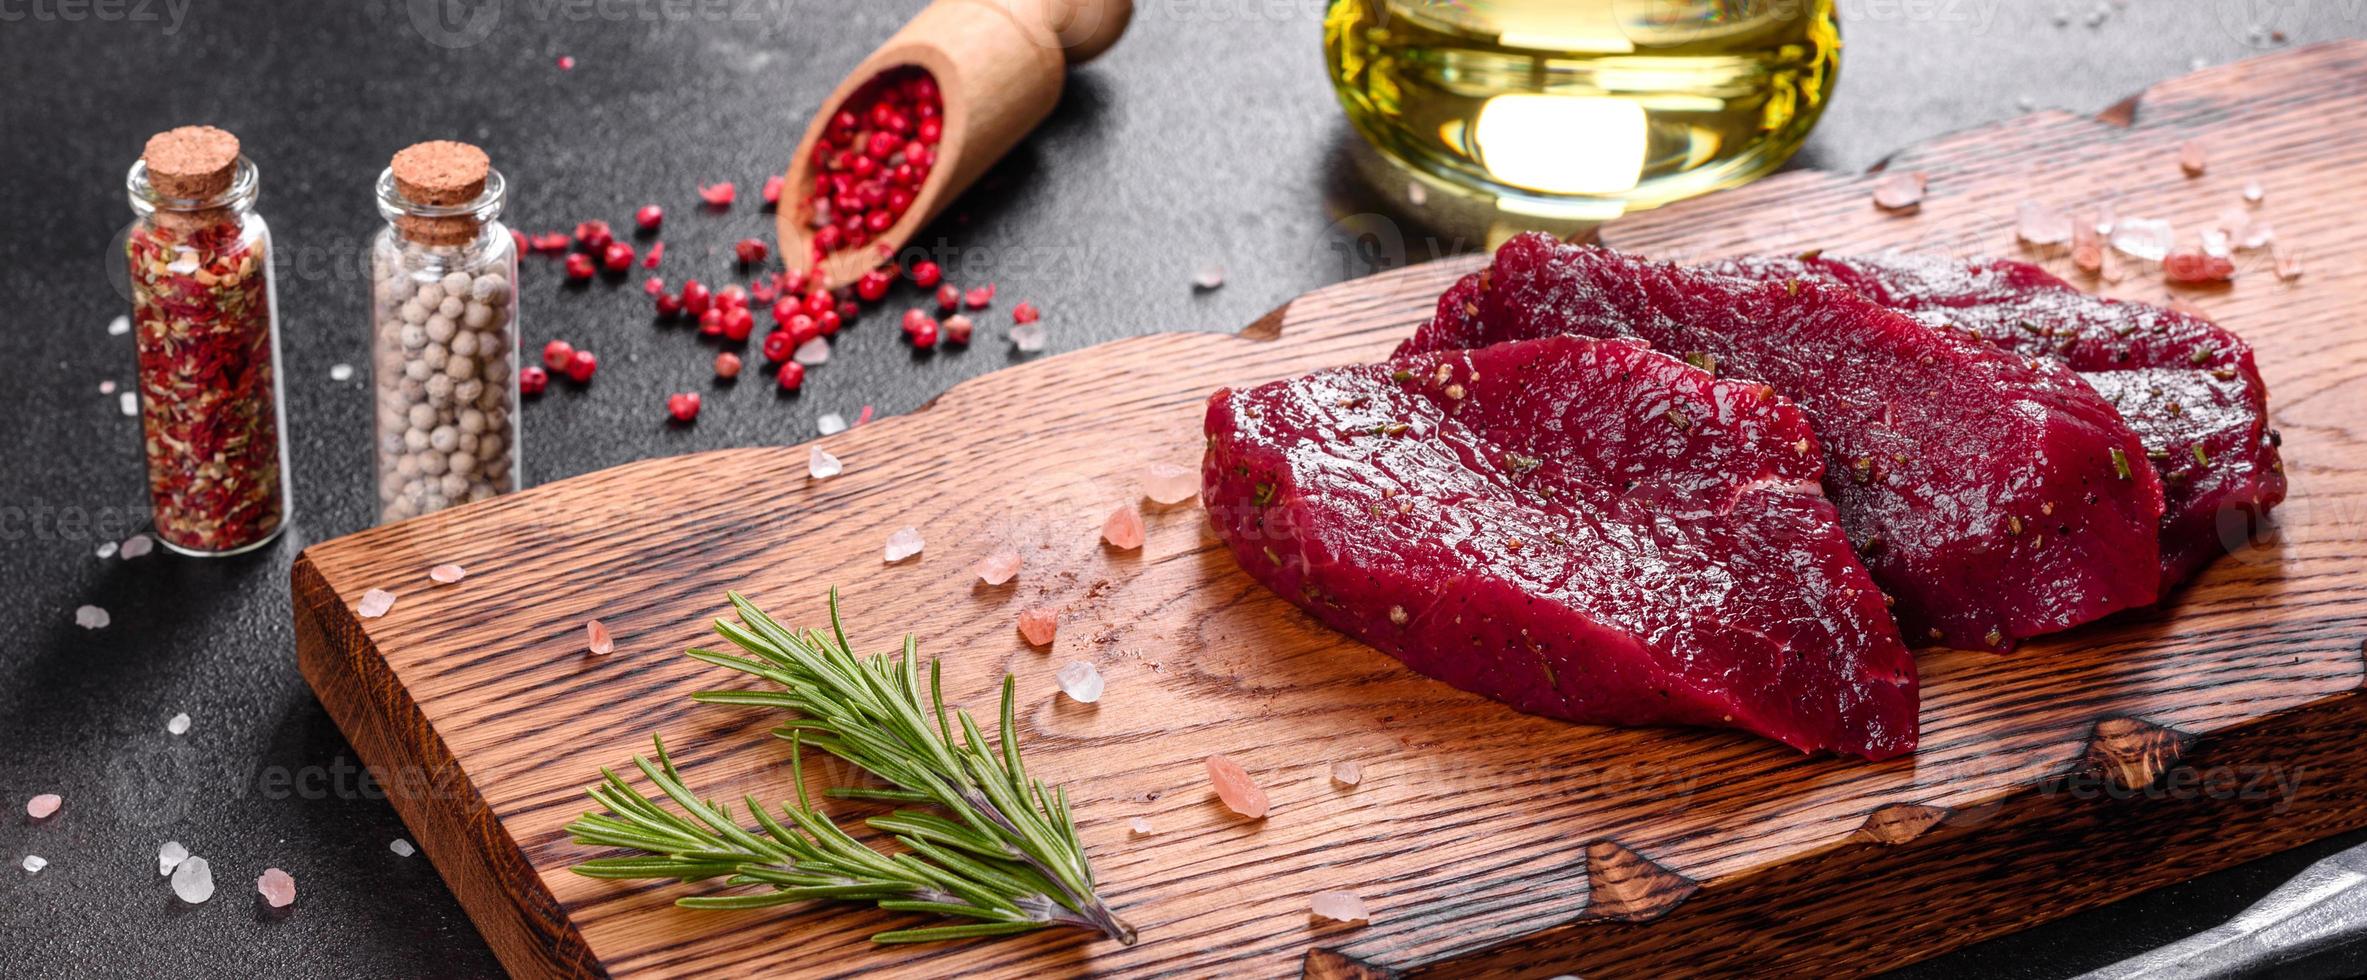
[371,141,519,522]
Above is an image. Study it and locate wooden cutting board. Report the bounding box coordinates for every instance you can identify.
[293,43,2367,978]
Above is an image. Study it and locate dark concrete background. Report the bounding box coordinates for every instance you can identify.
[1,1,2359,975]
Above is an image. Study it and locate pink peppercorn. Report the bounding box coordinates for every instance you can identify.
[699,182,735,207]
[735,238,769,265]
[964,284,995,309]
[698,308,726,337]
[775,361,806,391]
[643,241,664,268]
[722,307,755,342]
[717,284,748,310]
[909,260,942,288]
[574,219,613,252]
[762,330,794,363]
[681,280,712,315]
[714,351,742,379]
[909,318,939,349]
[564,253,596,281]
[943,314,974,344]
[666,392,701,422]
[935,283,960,312]
[564,349,599,383]
[761,175,784,207]
[1012,300,1040,324]
[519,365,549,396]
[643,276,666,296]
[816,309,843,336]
[542,339,576,371]
[635,204,663,231]
[855,270,890,302]
[603,241,635,273]
[655,292,684,318]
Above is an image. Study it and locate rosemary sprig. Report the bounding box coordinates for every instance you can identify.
[565,590,1135,945]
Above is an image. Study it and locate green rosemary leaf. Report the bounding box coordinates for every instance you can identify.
[871,920,1047,944]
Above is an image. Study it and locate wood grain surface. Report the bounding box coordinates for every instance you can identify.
[293,43,2367,978]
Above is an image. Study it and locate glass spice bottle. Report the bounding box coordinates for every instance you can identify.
[370,141,520,522]
[124,126,291,556]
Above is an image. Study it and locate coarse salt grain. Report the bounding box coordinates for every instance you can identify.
[2109,218,2174,262]
[974,549,1022,586]
[1128,816,1153,835]
[356,589,397,619]
[158,841,189,876]
[1102,505,1146,550]
[1405,180,1428,207]
[586,619,614,656]
[1017,606,1059,647]
[1332,761,1364,786]
[166,712,191,736]
[1009,323,1047,353]
[1055,660,1104,703]
[75,605,109,630]
[884,526,925,563]
[329,363,355,382]
[793,337,831,366]
[21,855,46,874]
[1310,890,1369,924]
[257,868,297,908]
[171,855,215,903]
[1871,172,1925,212]
[816,412,848,436]
[119,534,153,558]
[2178,140,2208,177]
[119,391,138,416]
[1206,755,1270,819]
[428,563,467,584]
[1143,462,1200,505]
[389,838,415,857]
[2243,179,2265,204]
[1192,265,1226,291]
[108,315,130,336]
[99,380,117,395]
[26,794,61,819]
[95,541,117,559]
[2015,201,2073,246]
[809,446,844,480]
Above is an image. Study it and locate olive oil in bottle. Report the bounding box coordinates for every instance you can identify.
[1324,0,1839,219]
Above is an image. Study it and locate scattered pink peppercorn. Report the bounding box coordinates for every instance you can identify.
[557,54,576,70]
[935,283,960,312]
[721,307,755,342]
[964,283,995,309]
[761,174,784,207]
[530,231,570,253]
[750,279,776,304]
[816,309,843,336]
[519,365,549,396]
[564,349,599,383]
[699,181,736,207]
[542,339,576,372]
[1012,300,1040,324]
[643,240,664,268]
[802,290,834,317]
[713,351,742,379]
[735,238,769,265]
[909,317,940,349]
[655,292,684,318]
[837,299,860,321]
[574,219,613,252]
[786,314,821,345]
[564,252,596,280]
[634,204,664,231]
[717,284,749,310]
[775,360,806,391]
[943,313,974,344]
[602,241,635,273]
[762,330,794,363]
[901,308,931,333]
[666,392,701,422]
[643,276,666,296]
[909,260,942,288]
[698,308,725,337]
[681,279,712,315]
[855,269,891,302]
[771,297,799,326]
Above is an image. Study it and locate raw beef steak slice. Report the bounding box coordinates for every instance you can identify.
[1203,335,1918,758]
[1715,252,2285,590]
[1403,234,2164,651]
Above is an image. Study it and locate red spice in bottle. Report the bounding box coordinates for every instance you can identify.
[125,126,288,555]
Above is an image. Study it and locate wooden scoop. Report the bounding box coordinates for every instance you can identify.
[777,0,1132,289]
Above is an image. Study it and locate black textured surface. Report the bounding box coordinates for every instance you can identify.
[0,1,2354,976]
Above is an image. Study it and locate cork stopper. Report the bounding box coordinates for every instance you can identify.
[389,141,493,246]
[391,141,490,206]
[143,126,241,200]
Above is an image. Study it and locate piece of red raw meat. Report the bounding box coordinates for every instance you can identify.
[1715,253,2284,591]
[1404,235,2164,650]
[1203,335,1918,758]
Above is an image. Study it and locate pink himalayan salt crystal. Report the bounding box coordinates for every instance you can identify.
[428,563,467,584]
[1331,761,1364,786]
[2243,179,2266,204]
[2276,251,2304,281]
[586,620,614,656]
[1142,462,1200,505]
[1310,890,1370,924]
[26,794,61,819]
[1128,816,1153,835]
[1206,755,1270,819]
[1102,505,1146,550]
[1017,606,1059,647]
[974,549,1022,586]
[74,605,109,630]
[2014,201,2073,246]
[2178,139,2207,177]
[884,526,925,562]
[256,868,297,908]
[356,588,397,619]
[119,534,154,558]
[1871,171,1925,212]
